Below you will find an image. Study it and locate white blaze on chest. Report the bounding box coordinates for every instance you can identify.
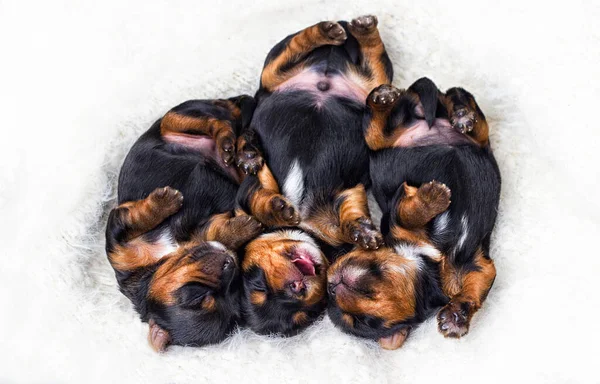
[153,230,179,259]
[282,159,305,208]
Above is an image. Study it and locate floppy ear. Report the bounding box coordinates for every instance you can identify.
[408,77,440,127]
[177,283,211,308]
[378,327,410,350]
[244,266,268,292]
[148,319,171,352]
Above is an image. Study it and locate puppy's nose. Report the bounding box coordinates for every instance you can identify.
[289,280,306,294]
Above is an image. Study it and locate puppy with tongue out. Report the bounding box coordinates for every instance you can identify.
[236,15,393,336]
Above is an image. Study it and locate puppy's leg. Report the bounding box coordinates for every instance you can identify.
[195,211,263,251]
[347,15,393,88]
[106,187,183,271]
[437,248,496,338]
[160,108,236,166]
[389,181,451,246]
[261,21,347,91]
[444,87,489,147]
[237,164,301,227]
[336,184,383,250]
[236,127,264,175]
[364,84,402,151]
[397,182,451,229]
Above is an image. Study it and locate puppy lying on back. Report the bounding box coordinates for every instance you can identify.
[105,96,263,351]
[234,16,393,336]
[328,78,501,349]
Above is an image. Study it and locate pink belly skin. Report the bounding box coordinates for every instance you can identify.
[276,69,369,105]
[394,118,472,147]
[163,134,240,182]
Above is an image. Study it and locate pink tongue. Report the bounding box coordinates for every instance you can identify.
[292,257,315,276]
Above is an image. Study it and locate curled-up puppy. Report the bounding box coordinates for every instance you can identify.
[327,78,501,349]
[235,16,393,336]
[105,96,263,351]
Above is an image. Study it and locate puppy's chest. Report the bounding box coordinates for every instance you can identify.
[143,229,180,260]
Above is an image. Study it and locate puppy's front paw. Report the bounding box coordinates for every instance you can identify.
[236,142,264,175]
[368,84,401,109]
[437,300,473,338]
[148,187,184,216]
[349,15,378,35]
[345,217,383,250]
[225,216,263,247]
[417,181,451,216]
[270,196,301,226]
[318,21,347,45]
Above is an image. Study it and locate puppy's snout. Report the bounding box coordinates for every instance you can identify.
[289,280,306,294]
[328,282,339,297]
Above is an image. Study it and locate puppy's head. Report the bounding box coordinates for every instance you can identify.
[327,246,447,349]
[144,241,241,351]
[241,230,329,335]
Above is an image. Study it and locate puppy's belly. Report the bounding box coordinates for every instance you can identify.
[163,134,239,180]
[276,69,368,104]
[394,118,473,147]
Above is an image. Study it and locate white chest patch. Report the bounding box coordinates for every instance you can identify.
[433,211,450,237]
[154,231,179,259]
[455,214,469,253]
[282,159,305,208]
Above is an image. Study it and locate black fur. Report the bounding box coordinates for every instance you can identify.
[105,96,255,348]
[239,21,393,335]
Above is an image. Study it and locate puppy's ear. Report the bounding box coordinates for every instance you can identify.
[148,319,171,352]
[244,266,268,292]
[177,283,211,308]
[408,77,440,127]
[378,327,410,350]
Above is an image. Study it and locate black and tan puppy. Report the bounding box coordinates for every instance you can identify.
[235,16,393,336]
[105,96,263,351]
[328,78,501,349]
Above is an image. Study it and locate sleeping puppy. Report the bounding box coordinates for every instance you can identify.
[327,78,501,349]
[235,16,393,336]
[105,96,263,351]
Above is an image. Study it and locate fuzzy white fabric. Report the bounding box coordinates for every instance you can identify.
[2,1,599,383]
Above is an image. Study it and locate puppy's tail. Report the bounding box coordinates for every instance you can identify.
[408,77,441,127]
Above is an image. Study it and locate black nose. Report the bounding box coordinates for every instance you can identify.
[328,282,338,297]
[289,280,306,294]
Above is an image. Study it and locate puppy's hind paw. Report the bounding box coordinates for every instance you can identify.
[318,21,347,45]
[368,84,401,109]
[349,15,378,35]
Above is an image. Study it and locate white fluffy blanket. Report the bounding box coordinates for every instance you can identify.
[2,0,598,383]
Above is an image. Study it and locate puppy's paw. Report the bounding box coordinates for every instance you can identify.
[148,187,184,216]
[417,181,451,217]
[450,108,477,134]
[368,84,401,109]
[270,196,301,226]
[318,21,347,45]
[236,142,264,175]
[349,15,378,35]
[437,300,473,338]
[345,217,383,250]
[218,135,236,166]
[225,215,264,248]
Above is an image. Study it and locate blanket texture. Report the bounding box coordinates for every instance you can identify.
[2,0,599,383]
